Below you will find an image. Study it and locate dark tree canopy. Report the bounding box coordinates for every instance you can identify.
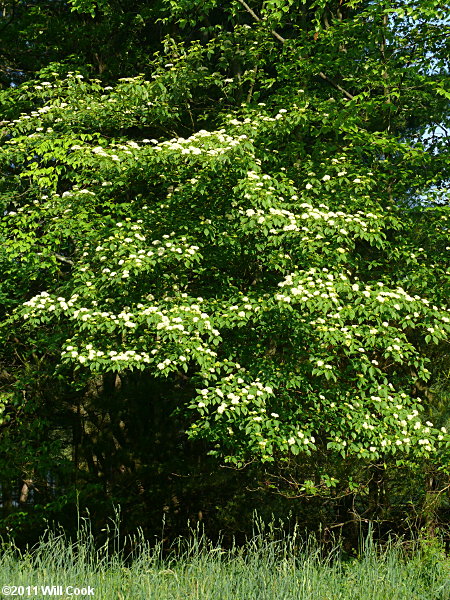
[0,0,449,543]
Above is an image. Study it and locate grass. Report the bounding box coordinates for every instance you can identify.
[1,519,449,599]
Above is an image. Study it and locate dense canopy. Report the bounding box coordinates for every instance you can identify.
[0,0,449,541]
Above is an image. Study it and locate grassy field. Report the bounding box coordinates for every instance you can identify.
[1,522,449,600]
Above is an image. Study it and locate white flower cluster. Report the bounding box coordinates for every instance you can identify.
[23,292,76,316]
[226,108,293,127]
[65,128,251,163]
[97,231,201,280]
[6,104,55,129]
[275,269,450,327]
[287,430,316,447]
[326,387,448,455]
[218,297,264,324]
[24,293,222,343]
[275,269,343,305]
[240,196,381,238]
[24,291,224,374]
[196,370,274,412]
[154,128,250,157]
[61,345,152,365]
[142,303,220,339]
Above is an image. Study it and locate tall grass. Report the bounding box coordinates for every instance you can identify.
[1,518,448,599]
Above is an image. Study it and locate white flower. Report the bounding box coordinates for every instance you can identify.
[288,437,296,445]
[305,183,313,190]
[322,175,331,181]
[271,412,279,418]
[353,178,361,183]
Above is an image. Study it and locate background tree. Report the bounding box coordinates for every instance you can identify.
[0,0,449,544]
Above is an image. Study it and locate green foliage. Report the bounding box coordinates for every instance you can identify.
[68,0,109,17]
[0,0,449,537]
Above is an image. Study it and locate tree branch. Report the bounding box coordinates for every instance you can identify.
[55,253,74,265]
[236,0,354,100]
[236,0,286,43]
[318,72,354,100]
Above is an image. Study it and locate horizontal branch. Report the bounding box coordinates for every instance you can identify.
[55,253,74,265]
[318,71,354,100]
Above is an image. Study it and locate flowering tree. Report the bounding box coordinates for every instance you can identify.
[0,0,449,514]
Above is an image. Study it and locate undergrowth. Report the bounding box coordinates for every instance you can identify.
[1,517,449,599]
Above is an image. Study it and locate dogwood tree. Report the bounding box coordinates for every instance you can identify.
[1,0,449,500]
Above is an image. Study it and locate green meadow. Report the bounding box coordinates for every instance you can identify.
[1,523,448,600]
